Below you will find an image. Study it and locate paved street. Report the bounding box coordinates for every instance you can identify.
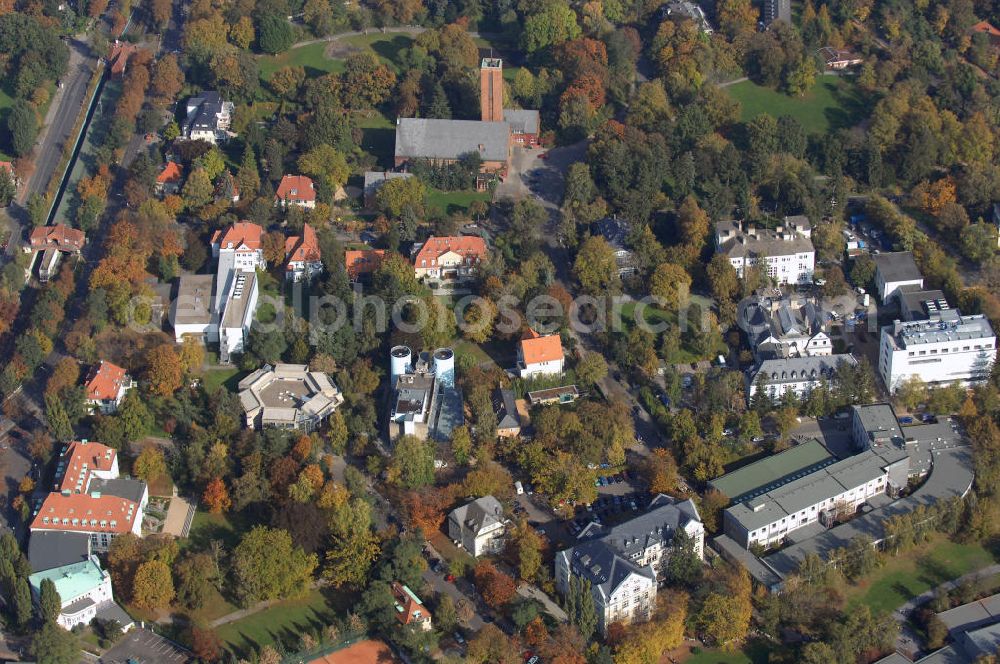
[422,542,485,631]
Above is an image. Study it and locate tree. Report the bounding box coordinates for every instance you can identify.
[0,167,15,207]
[850,253,876,289]
[298,144,350,190]
[522,1,582,53]
[118,391,153,442]
[323,494,379,588]
[133,446,167,483]
[388,435,435,489]
[38,577,61,623]
[473,561,517,609]
[202,477,232,513]
[232,526,317,606]
[436,594,458,633]
[174,552,220,610]
[450,424,472,465]
[7,100,38,157]
[44,393,74,442]
[642,448,679,494]
[696,566,752,648]
[506,520,543,582]
[30,622,78,664]
[573,236,620,294]
[132,560,175,610]
[565,575,597,641]
[650,263,692,309]
[257,14,294,54]
[182,167,213,209]
[145,344,182,397]
[190,627,222,663]
[341,51,397,108]
[150,54,183,104]
[375,177,425,218]
[12,577,31,627]
[575,352,608,387]
[663,527,702,588]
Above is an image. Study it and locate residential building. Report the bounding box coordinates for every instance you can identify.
[580,494,705,565]
[238,364,344,431]
[211,221,265,272]
[275,174,317,209]
[28,531,92,573]
[285,223,323,282]
[722,445,910,549]
[219,271,258,363]
[345,249,385,281]
[874,251,923,303]
[394,118,512,174]
[818,47,863,69]
[411,235,488,283]
[388,346,463,442]
[517,328,565,379]
[171,274,218,344]
[663,0,713,33]
[555,540,656,634]
[851,403,902,451]
[363,171,413,208]
[592,217,638,276]
[764,0,791,24]
[107,41,136,77]
[30,441,148,551]
[182,91,234,143]
[28,557,118,630]
[715,217,815,285]
[527,385,580,406]
[878,313,996,392]
[27,224,85,254]
[748,354,858,403]
[741,297,831,360]
[155,162,182,195]
[448,495,507,557]
[391,582,432,631]
[504,109,541,147]
[492,388,521,438]
[709,438,836,503]
[84,361,134,414]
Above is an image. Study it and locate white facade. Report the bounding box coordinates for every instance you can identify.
[873,252,924,303]
[748,354,857,403]
[878,314,997,392]
[219,272,258,364]
[715,218,815,285]
[519,356,564,379]
[29,557,113,630]
[448,496,507,557]
[554,545,657,634]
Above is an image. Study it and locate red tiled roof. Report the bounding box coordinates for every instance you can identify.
[29,224,86,252]
[285,223,321,266]
[413,236,488,267]
[211,221,264,252]
[275,175,316,203]
[108,41,137,76]
[156,161,182,184]
[54,441,117,493]
[519,328,564,366]
[31,491,140,534]
[84,360,130,402]
[972,20,1000,39]
[345,249,385,279]
[0,161,14,175]
[391,582,431,626]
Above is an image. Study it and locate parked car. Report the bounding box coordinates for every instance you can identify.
[454,632,465,645]
[899,416,914,424]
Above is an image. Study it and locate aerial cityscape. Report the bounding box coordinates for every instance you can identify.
[0,0,999,663]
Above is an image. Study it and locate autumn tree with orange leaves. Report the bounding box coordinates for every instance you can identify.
[145,344,183,397]
[473,561,517,609]
[202,477,231,513]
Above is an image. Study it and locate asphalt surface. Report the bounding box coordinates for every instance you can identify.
[94,628,191,664]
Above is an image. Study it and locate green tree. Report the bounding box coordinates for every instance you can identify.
[12,577,31,627]
[38,578,61,623]
[850,253,876,289]
[435,594,458,633]
[26,192,48,227]
[174,551,220,610]
[182,167,213,209]
[326,411,348,455]
[565,575,597,641]
[388,435,435,489]
[118,391,153,442]
[650,263,692,309]
[522,2,582,53]
[450,425,472,465]
[8,100,38,157]
[0,168,15,207]
[257,14,294,54]
[662,527,702,588]
[573,236,620,295]
[30,622,78,664]
[236,146,261,199]
[233,526,317,606]
[44,393,74,442]
[575,352,608,387]
[324,495,380,588]
[375,177,425,218]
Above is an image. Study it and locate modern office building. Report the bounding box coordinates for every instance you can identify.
[238,364,344,431]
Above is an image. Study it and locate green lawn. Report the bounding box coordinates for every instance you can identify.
[185,510,253,551]
[357,111,396,170]
[846,535,996,615]
[259,33,414,82]
[726,76,866,134]
[201,367,242,395]
[618,295,724,363]
[215,587,355,658]
[426,188,491,216]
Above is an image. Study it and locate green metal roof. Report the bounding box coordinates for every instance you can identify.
[28,556,107,603]
[708,438,835,503]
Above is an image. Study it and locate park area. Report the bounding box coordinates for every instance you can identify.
[844,534,997,615]
[726,76,866,134]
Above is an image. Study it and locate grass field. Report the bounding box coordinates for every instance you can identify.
[618,295,724,363]
[201,367,242,394]
[258,33,414,82]
[216,587,355,658]
[357,111,396,169]
[426,188,491,216]
[845,535,996,615]
[726,76,866,134]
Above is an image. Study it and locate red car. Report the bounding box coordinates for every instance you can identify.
[445,574,455,582]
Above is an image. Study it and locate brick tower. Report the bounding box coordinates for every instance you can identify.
[480,57,503,122]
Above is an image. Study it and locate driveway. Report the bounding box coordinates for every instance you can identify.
[96,628,191,664]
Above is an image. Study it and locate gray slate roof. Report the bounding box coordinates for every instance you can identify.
[874,251,922,283]
[597,495,700,557]
[90,478,147,505]
[751,354,856,385]
[394,118,510,162]
[450,495,504,537]
[715,220,814,259]
[562,539,655,599]
[492,388,520,430]
[502,109,539,135]
[28,531,91,572]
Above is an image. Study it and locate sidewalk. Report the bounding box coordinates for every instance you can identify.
[517,583,568,623]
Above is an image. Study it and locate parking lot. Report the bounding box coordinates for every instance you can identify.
[98,629,191,664]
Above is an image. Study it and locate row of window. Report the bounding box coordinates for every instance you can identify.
[42,516,118,528]
[906,343,992,357]
[748,478,885,539]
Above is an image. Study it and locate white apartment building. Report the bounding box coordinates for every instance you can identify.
[878,311,996,392]
[555,541,657,634]
[742,298,832,360]
[517,329,565,379]
[748,354,857,403]
[723,446,910,550]
[447,496,507,557]
[28,557,115,630]
[555,495,702,634]
[715,216,815,285]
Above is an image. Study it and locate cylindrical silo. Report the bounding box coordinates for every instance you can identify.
[433,348,455,387]
[390,346,412,384]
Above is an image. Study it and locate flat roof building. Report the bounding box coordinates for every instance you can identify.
[874,251,924,303]
[239,364,344,432]
[708,438,836,503]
